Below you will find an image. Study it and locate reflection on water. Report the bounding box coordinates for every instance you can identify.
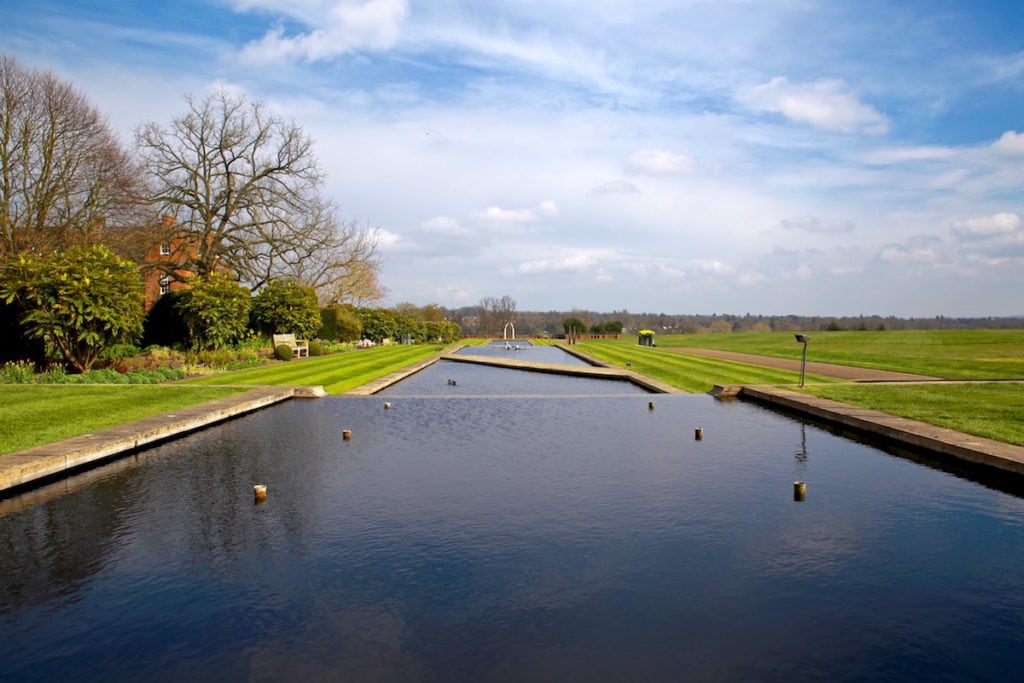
[381,359,647,397]
[453,340,594,366]
[3,370,1024,680]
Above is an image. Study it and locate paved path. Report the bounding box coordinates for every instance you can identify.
[672,348,941,382]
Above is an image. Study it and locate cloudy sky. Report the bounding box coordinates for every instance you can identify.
[3,1,1023,316]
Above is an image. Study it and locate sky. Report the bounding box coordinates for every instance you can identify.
[2,0,1023,317]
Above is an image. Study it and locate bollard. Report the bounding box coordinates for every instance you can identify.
[254,484,267,503]
[343,429,352,441]
[384,402,391,410]
[695,427,703,440]
[794,481,806,501]
[648,401,655,410]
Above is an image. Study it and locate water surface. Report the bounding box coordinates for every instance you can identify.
[2,372,1024,681]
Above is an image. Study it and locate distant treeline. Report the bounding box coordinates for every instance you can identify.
[446,308,1024,336]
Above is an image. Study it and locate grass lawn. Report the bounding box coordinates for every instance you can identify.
[648,329,1024,379]
[560,339,839,392]
[549,336,1024,446]
[185,343,456,394]
[801,382,1024,447]
[0,385,249,455]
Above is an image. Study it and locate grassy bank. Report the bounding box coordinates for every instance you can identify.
[185,343,454,394]
[0,385,249,455]
[557,335,1024,446]
[649,329,1024,379]
[561,339,838,392]
[801,382,1024,447]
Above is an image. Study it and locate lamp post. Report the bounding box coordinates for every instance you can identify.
[794,334,810,387]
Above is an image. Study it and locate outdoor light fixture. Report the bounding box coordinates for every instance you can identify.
[794,334,810,387]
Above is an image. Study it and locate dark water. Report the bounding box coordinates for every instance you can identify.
[3,375,1024,680]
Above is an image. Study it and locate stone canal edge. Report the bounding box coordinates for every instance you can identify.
[3,346,1023,495]
[713,384,1024,476]
[0,385,325,495]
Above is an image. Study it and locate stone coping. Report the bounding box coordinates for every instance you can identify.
[714,384,1024,476]
[0,385,324,496]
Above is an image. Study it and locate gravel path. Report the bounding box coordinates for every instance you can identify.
[671,348,942,382]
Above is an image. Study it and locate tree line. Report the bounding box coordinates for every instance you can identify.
[437,302,1023,336]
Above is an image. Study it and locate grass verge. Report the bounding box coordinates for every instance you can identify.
[568,340,838,392]
[800,382,1024,447]
[185,343,453,394]
[0,385,249,455]
[648,329,1024,379]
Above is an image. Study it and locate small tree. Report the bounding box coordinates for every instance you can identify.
[424,319,461,343]
[356,307,397,343]
[175,273,250,350]
[563,317,588,335]
[0,245,144,372]
[250,279,321,339]
[319,304,362,342]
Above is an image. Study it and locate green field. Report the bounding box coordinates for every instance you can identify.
[0,385,249,455]
[541,338,839,393]
[184,343,459,394]
[647,329,1024,379]
[4,331,1023,456]
[544,332,1024,446]
[800,382,1024,447]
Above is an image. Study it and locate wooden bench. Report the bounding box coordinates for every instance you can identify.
[272,333,309,358]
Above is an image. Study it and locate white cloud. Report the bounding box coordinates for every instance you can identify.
[472,206,539,223]
[952,212,1021,239]
[517,252,600,275]
[777,216,855,234]
[738,271,768,286]
[239,0,408,64]
[740,77,889,134]
[421,215,468,236]
[375,228,406,250]
[951,213,1024,258]
[538,200,561,216]
[589,180,641,196]
[625,149,694,175]
[694,260,736,275]
[992,130,1024,156]
[878,244,940,265]
[862,146,959,165]
[783,263,814,280]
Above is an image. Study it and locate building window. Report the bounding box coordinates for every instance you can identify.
[159,244,171,256]
[159,276,170,295]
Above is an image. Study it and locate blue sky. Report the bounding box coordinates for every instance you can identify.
[2,0,1023,316]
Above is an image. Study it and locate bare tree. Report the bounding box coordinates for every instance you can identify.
[477,294,517,334]
[0,53,149,261]
[135,90,380,294]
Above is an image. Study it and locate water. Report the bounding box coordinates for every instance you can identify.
[3,369,1024,681]
[452,339,594,366]
[381,356,646,397]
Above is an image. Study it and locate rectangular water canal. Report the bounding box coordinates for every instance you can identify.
[3,389,1024,681]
